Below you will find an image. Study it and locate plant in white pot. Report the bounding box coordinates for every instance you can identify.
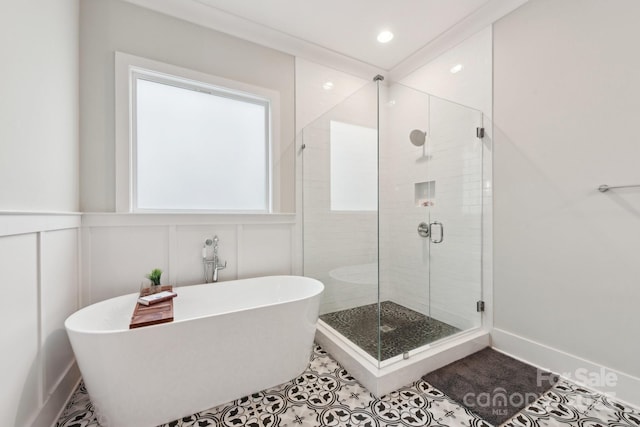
[145,268,163,293]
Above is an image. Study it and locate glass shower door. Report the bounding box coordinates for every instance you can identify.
[377,82,433,362]
[426,96,484,336]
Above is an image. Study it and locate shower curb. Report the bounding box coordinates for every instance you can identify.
[315,321,490,396]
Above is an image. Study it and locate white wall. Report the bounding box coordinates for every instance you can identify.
[295,58,369,134]
[80,0,296,212]
[400,27,492,119]
[0,2,81,427]
[493,0,640,402]
[0,1,79,212]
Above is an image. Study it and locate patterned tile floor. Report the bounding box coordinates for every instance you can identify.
[503,381,640,427]
[56,344,640,427]
[320,302,460,361]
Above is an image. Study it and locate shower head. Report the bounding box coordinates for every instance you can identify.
[409,129,426,146]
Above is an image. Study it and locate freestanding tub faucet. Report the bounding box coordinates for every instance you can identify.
[203,235,227,283]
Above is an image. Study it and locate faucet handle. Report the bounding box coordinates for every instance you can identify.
[216,261,227,271]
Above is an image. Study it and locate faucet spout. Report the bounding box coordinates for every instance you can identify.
[212,259,227,282]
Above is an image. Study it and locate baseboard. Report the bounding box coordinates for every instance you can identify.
[30,363,80,427]
[492,328,640,408]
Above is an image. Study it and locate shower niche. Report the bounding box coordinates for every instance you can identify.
[415,180,435,207]
[301,78,490,395]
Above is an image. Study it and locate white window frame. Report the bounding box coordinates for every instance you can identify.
[115,52,281,213]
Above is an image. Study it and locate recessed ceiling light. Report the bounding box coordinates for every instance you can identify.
[450,64,463,74]
[322,81,334,90]
[377,30,394,43]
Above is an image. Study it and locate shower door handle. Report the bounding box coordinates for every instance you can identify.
[430,222,444,243]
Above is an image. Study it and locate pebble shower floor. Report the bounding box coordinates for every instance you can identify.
[56,344,640,427]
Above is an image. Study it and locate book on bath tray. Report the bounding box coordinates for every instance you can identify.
[137,290,177,306]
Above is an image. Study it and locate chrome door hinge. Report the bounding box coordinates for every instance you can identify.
[476,300,485,312]
[476,127,485,138]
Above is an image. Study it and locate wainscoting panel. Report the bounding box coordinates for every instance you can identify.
[238,224,293,279]
[0,233,39,427]
[82,214,297,306]
[87,226,170,303]
[41,229,79,398]
[0,213,81,427]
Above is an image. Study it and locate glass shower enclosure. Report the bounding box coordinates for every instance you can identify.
[302,78,485,368]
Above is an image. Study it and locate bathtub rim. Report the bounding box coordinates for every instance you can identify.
[65,275,324,335]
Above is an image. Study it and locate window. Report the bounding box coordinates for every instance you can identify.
[115,53,280,212]
[330,121,377,211]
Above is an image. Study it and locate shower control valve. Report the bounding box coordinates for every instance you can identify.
[417,222,430,238]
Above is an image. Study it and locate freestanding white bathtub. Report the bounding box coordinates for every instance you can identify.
[65,275,324,427]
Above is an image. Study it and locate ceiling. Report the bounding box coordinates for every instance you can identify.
[193,0,491,70]
[122,0,527,76]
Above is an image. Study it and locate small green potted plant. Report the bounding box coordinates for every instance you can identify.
[145,268,163,293]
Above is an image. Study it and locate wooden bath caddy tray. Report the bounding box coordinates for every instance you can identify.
[130,286,174,329]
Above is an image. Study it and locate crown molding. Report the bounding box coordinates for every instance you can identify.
[120,0,383,80]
